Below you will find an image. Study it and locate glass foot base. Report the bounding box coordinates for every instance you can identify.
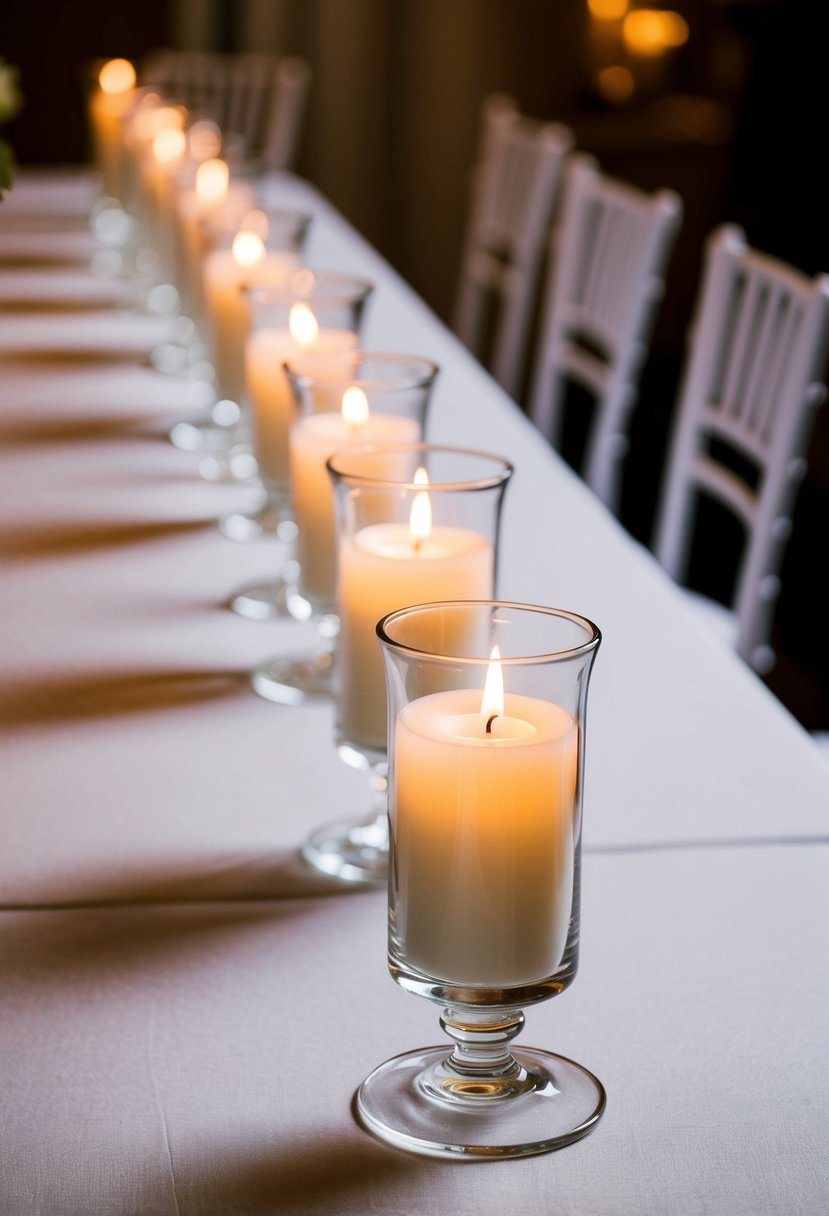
[219,500,297,544]
[301,816,388,886]
[169,402,239,453]
[228,564,300,620]
[356,1046,605,1160]
[170,419,231,453]
[198,444,257,484]
[250,649,335,704]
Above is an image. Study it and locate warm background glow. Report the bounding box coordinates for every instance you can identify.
[623,9,689,56]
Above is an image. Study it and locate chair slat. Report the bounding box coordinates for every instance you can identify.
[451,93,573,400]
[528,155,682,514]
[654,224,829,673]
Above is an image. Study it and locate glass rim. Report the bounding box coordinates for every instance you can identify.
[284,350,439,392]
[376,600,601,665]
[241,269,374,304]
[201,204,312,238]
[327,443,513,492]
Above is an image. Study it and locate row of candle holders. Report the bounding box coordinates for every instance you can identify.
[84,58,606,1161]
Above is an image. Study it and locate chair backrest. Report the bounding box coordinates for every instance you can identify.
[528,154,682,514]
[139,51,311,171]
[653,224,829,673]
[451,93,573,400]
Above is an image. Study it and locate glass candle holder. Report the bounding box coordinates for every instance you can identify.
[299,445,512,885]
[169,202,311,470]
[225,281,376,554]
[203,208,313,411]
[171,150,259,337]
[123,97,189,235]
[357,600,604,1159]
[85,58,140,204]
[248,353,436,704]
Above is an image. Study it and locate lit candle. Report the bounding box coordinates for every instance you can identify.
[125,104,184,216]
[247,303,356,490]
[142,126,187,278]
[393,647,578,986]
[290,389,420,609]
[174,157,254,322]
[88,58,137,200]
[203,212,300,402]
[337,470,494,750]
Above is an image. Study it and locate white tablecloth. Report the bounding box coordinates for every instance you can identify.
[1,168,827,1215]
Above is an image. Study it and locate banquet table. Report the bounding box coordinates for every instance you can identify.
[1,167,828,1216]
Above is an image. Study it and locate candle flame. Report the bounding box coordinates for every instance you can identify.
[231,229,267,269]
[409,467,431,546]
[341,386,369,427]
[289,302,319,348]
[99,59,136,95]
[152,127,186,165]
[195,157,229,204]
[481,645,504,723]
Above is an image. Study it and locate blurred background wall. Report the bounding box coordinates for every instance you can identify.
[3,0,828,724]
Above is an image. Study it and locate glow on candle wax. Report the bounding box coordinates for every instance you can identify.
[132,106,184,143]
[187,120,222,161]
[99,59,136,95]
[336,473,493,750]
[394,673,576,984]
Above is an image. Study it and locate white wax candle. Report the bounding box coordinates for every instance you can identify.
[394,689,578,986]
[338,524,494,749]
[203,247,298,402]
[290,415,420,608]
[88,61,136,199]
[89,90,132,199]
[246,328,356,490]
[174,181,254,322]
[140,129,187,284]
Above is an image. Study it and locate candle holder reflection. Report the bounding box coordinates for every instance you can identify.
[300,446,511,885]
[248,354,435,704]
[356,600,605,1160]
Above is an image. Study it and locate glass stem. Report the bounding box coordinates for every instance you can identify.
[440,1008,525,1077]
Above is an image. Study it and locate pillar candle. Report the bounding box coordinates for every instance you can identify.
[123,103,186,226]
[140,127,187,284]
[394,686,578,986]
[290,408,420,609]
[174,162,254,323]
[203,233,299,403]
[338,524,493,750]
[246,316,356,491]
[87,59,137,200]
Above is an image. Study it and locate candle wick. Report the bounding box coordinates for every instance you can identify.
[485,713,498,734]
[412,537,422,553]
